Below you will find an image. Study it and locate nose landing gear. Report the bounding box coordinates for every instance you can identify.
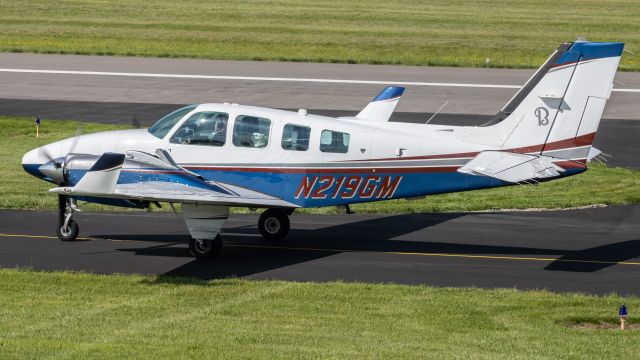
[56,195,80,241]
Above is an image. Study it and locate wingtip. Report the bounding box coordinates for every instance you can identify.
[372,86,405,102]
[89,152,126,172]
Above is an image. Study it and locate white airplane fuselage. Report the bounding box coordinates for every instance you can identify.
[23,101,591,209]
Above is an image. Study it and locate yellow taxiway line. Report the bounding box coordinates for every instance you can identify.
[1,233,639,267]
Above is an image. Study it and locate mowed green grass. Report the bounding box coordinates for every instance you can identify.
[0,268,638,359]
[0,0,639,70]
[1,116,639,212]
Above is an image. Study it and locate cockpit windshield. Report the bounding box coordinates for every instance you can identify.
[147,105,197,139]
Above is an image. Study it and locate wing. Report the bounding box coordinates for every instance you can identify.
[50,150,298,208]
[111,181,295,207]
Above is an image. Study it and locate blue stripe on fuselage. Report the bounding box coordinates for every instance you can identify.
[66,168,233,195]
[67,165,586,208]
[187,166,586,207]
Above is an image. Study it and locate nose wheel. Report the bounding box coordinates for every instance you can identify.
[56,195,80,241]
[258,209,290,241]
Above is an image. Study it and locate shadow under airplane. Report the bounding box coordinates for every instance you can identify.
[87,213,640,280]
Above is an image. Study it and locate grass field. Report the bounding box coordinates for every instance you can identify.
[1,116,639,213]
[0,268,637,359]
[0,0,638,70]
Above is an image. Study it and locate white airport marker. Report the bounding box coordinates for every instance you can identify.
[1,68,638,93]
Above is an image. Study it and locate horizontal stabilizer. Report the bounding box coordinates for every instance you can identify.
[458,151,566,183]
[356,86,405,122]
[586,147,602,162]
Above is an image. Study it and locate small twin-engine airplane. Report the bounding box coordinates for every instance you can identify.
[22,41,624,259]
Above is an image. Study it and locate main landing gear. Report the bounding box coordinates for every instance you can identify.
[184,206,292,259]
[188,235,222,259]
[182,204,229,259]
[56,195,80,242]
[257,208,291,241]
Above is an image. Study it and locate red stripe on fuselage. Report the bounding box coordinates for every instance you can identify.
[354,132,596,162]
[180,133,595,175]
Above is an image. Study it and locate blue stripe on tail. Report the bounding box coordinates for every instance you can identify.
[555,41,624,66]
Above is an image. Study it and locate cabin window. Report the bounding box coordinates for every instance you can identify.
[169,111,228,146]
[282,124,311,151]
[233,115,271,148]
[320,130,350,153]
[148,105,197,139]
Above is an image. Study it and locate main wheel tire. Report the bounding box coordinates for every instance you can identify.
[188,235,222,259]
[56,219,79,242]
[258,209,290,241]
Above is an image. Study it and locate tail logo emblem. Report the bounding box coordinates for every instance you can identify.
[535,107,549,126]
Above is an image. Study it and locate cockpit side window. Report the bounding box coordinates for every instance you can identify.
[147,105,197,139]
[169,111,229,146]
[233,115,271,148]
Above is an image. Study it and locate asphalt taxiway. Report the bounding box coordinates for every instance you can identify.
[1,206,639,295]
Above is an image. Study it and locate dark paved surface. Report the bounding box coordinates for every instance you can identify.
[1,206,639,295]
[2,98,637,168]
[1,53,639,119]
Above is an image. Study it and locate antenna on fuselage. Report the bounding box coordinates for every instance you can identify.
[425,100,449,124]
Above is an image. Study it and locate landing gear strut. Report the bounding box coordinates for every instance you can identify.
[56,195,79,241]
[182,204,228,260]
[258,208,291,241]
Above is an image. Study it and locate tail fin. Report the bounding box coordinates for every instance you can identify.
[470,41,623,161]
[356,86,405,122]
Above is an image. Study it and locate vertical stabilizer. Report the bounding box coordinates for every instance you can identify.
[470,41,623,161]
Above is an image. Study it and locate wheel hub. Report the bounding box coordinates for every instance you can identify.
[194,239,212,253]
[60,226,72,237]
[265,217,280,234]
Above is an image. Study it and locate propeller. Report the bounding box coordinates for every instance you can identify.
[37,126,84,186]
[40,126,87,224]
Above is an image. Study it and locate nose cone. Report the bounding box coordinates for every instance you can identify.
[22,147,48,179]
[21,137,75,180]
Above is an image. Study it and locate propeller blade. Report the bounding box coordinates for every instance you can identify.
[67,127,83,155]
[38,146,56,163]
[132,116,141,129]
